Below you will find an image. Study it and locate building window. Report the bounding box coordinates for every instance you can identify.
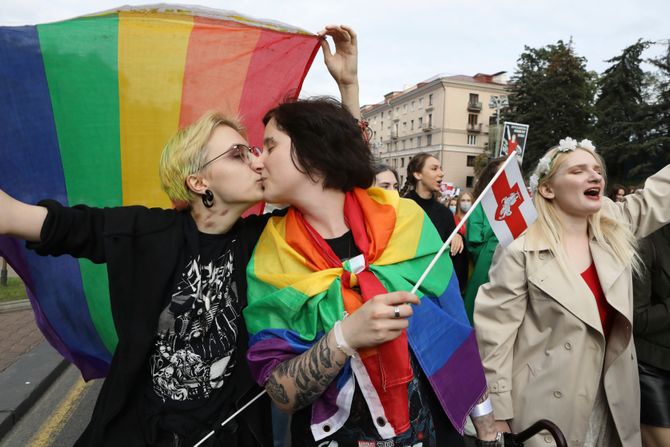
[410,137,414,147]
[403,104,408,113]
[469,93,479,103]
[428,114,433,126]
[402,140,406,149]
[419,98,424,108]
[387,143,391,150]
[394,142,398,150]
[417,136,422,146]
[381,111,384,118]
[418,117,423,127]
[428,94,433,106]
[403,121,407,130]
[466,155,476,167]
[468,114,478,125]
[467,134,477,146]
[426,134,432,146]
[410,120,414,130]
[411,101,415,110]
[381,120,384,129]
[401,157,405,167]
[466,176,474,188]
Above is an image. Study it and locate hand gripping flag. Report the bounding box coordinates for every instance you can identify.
[480,154,537,246]
[244,188,487,441]
[0,5,320,379]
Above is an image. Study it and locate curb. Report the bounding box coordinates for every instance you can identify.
[0,340,68,440]
[0,300,31,314]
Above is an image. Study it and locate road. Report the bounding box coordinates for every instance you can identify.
[1,365,101,447]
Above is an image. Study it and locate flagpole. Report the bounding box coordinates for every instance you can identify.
[194,389,268,446]
[411,152,520,294]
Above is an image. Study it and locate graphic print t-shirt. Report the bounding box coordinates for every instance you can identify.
[143,230,244,438]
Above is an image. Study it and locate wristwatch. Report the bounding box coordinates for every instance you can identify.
[475,432,504,447]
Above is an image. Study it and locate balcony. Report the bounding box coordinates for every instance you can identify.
[422,123,433,132]
[467,101,482,112]
[467,123,484,133]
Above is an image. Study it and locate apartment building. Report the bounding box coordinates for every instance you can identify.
[361,72,508,190]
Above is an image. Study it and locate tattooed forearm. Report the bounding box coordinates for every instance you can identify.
[472,391,497,440]
[266,374,289,404]
[267,330,346,411]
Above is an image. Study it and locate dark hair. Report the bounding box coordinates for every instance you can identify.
[473,156,507,199]
[400,153,435,197]
[373,163,399,185]
[608,184,626,200]
[262,97,374,191]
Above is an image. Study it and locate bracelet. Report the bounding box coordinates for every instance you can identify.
[333,320,357,357]
[471,396,493,417]
[475,432,504,447]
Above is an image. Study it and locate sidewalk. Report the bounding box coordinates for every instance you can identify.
[0,301,68,440]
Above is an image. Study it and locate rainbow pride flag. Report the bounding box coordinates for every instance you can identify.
[244,188,487,441]
[0,5,319,380]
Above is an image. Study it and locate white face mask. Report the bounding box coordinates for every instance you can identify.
[460,202,472,213]
[448,205,457,214]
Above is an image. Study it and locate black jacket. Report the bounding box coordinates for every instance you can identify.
[633,224,670,371]
[28,200,272,446]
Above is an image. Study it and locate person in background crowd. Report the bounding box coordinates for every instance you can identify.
[463,156,505,322]
[373,163,400,191]
[633,223,670,447]
[447,196,458,215]
[475,137,670,447]
[609,184,627,202]
[451,191,474,294]
[400,153,464,256]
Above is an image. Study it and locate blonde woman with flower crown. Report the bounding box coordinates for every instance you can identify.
[474,137,670,447]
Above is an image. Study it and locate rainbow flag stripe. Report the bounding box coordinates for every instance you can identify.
[244,188,487,440]
[0,5,319,380]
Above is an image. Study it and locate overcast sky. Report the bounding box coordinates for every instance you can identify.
[3,0,668,106]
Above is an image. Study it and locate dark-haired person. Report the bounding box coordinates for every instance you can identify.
[633,223,670,447]
[0,25,359,447]
[401,153,466,296]
[373,163,399,191]
[609,183,627,203]
[244,98,501,447]
[463,156,505,322]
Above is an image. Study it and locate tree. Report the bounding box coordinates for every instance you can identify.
[594,40,653,182]
[504,40,597,173]
[642,41,670,179]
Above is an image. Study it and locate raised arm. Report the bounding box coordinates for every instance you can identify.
[0,189,47,242]
[266,291,418,412]
[318,25,360,119]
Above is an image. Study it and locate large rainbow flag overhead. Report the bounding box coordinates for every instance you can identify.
[0,5,320,380]
[244,188,487,441]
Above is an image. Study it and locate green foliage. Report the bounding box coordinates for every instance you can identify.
[504,40,597,173]
[594,40,653,181]
[643,42,670,178]
[0,277,28,303]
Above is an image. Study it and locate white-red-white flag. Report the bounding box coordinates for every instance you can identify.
[480,156,537,246]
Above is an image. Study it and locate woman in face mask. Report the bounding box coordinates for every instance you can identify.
[447,197,458,215]
[449,192,473,295]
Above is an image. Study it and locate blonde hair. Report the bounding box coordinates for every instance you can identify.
[159,112,246,209]
[528,146,641,275]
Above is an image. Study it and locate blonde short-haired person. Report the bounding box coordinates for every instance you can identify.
[474,137,670,447]
[0,25,360,447]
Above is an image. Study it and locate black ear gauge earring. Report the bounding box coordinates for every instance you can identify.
[202,189,214,208]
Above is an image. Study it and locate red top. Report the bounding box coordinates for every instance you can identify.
[580,263,614,337]
[454,215,466,237]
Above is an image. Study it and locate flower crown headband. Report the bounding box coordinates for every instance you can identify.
[529,137,596,192]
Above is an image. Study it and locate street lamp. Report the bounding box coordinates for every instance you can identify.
[488,95,509,155]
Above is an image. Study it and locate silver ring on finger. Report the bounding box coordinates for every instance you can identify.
[393,305,401,319]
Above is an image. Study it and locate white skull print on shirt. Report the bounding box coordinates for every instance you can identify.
[149,245,240,402]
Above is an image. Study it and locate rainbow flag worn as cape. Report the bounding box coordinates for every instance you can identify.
[244,188,487,441]
[0,5,319,380]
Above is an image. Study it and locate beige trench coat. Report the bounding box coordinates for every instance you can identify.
[474,165,670,447]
